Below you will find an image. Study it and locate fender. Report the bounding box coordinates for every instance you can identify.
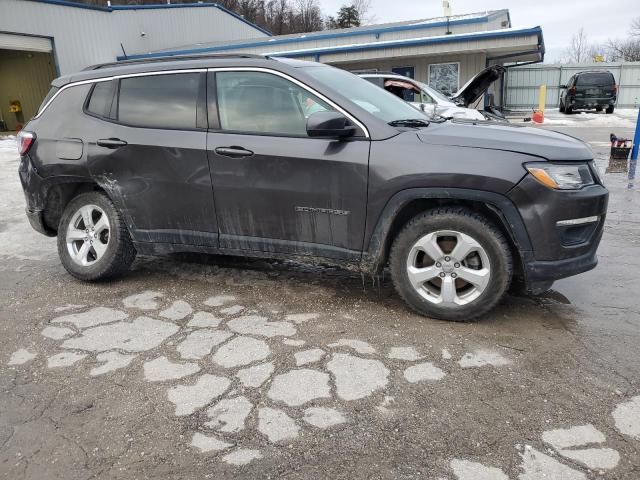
[360,187,533,273]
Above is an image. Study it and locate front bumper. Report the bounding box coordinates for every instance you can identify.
[508,173,608,292]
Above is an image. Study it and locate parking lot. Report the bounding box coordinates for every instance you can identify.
[1,112,639,479]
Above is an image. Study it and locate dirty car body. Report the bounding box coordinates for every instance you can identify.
[18,55,608,320]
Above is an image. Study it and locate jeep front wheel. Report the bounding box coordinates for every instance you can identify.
[390,208,512,321]
[57,191,136,281]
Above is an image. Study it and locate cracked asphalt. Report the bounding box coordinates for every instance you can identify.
[1,117,639,479]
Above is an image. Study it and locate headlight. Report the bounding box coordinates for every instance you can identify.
[525,162,594,190]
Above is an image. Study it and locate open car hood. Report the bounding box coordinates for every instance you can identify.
[450,65,506,107]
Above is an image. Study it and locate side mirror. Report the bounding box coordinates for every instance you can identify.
[307,111,356,138]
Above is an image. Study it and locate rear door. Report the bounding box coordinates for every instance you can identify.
[86,71,218,247]
[206,69,370,261]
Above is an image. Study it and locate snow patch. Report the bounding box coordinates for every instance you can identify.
[144,356,201,382]
[8,349,36,365]
[52,307,127,329]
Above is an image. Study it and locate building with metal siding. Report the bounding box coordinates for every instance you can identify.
[127,9,544,109]
[0,0,269,130]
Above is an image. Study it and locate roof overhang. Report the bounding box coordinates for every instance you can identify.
[269,27,545,65]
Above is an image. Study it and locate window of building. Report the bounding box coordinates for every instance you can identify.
[428,62,460,96]
[117,73,200,129]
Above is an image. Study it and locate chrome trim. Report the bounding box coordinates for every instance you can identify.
[207,67,370,138]
[556,216,599,227]
[34,69,208,119]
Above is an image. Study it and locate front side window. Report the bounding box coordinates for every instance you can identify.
[302,66,424,123]
[215,71,332,136]
[117,73,200,129]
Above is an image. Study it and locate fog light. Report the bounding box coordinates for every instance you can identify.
[556,216,599,226]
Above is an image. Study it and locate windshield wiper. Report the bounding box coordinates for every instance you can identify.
[388,118,430,128]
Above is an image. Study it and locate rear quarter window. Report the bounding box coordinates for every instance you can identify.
[86,81,116,118]
[37,86,59,115]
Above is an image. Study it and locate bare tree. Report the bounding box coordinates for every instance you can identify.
[351,0,376,25]
[564,28,591,63]
[293,0,324,33]
[631,17,640,36]
[606,38,640,61]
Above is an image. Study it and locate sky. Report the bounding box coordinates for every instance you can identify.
[318,0,639,62]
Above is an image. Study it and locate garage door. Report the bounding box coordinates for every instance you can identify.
[0,33,52,53]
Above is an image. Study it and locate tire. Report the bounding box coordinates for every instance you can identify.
[559,100,565,113]
[57,191,136,281]
[389,207,513,321]
[565,105,573,114]
[606,105,614,114]
[595,106,603,112]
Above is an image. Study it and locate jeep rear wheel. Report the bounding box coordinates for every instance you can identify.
[390,208,512,321]
[57,191,136,281]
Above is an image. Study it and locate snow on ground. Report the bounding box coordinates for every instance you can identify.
[540,108,639,128]
[0,135,56,261]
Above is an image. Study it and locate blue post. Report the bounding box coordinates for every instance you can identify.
[632,108,640,161]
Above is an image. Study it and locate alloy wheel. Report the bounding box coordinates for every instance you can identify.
[65,204,110,266]
[406,230,491,306]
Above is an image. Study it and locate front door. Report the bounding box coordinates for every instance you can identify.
[206,70,370,261]
[86,72,217,247]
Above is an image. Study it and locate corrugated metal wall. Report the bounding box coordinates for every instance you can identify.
[336,53,486,92]
[505,62,640,109]
[0,50,56,131]
[0,0,268,75]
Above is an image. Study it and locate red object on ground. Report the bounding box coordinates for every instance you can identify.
[532,110,544,124]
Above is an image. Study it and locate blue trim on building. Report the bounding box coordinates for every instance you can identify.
[118,25,543,62]
[116,15,492,61]
[25,0,271,36]
[269,27,544,59]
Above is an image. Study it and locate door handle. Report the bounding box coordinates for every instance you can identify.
[214,146,254,158]
[97,138,128,149]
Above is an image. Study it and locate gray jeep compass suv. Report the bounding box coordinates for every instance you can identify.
[18,55,608,321]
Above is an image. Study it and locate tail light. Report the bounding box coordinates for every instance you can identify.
[17,131,36,156]
[613,84,618,93]
[569,86,576,94]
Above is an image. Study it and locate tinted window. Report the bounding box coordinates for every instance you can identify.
[118,73,199,129]
[37,86,59,115]
[576,73,614,86]
[216,72,333,136]
[87,81,115,117]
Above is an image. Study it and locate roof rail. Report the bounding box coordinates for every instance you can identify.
[351,70,405,76]
[84,53,269,70]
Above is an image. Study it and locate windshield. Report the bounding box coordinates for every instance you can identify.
[302,66,427,123]
[415,81,456,104]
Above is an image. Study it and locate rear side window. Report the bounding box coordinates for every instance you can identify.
[117,73,200,129]
[576,73,614,86]
[86,81,115,118]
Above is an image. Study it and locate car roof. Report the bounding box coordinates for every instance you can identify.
[575,70,614,76]
[52,54,323,87]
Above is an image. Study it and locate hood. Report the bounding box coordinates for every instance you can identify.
[450,65,506,107]
[417,121,593,161]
